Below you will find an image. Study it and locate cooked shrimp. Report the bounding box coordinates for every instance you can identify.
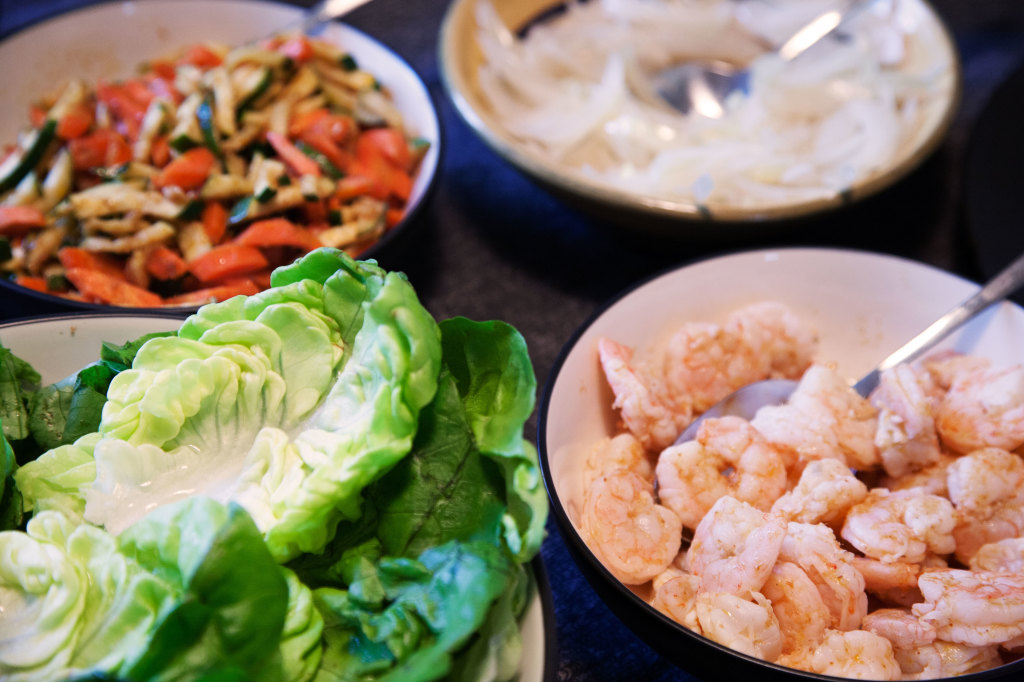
[968,537,1024,573]
[894,641,1003,680]
[651,568,702,632]
[656,416,788,528]
[840,487,956,564]
[851,556,922,593]
[878,452,957,497]
[694,591,783,662]
[597,337,692,452]
[946,447,1024,563]
[752,364,879,473]
[871,364,943,478]
[580,469,683,585]
[761,561,830,654]
[912,569,1024,646]
[780,629,901,680]
[787,364,880,471]
[853,555,947,607]
[779,522,868,631]
[862,608,937,650]
[583,432,654,491]
[923,351,991,391]
[936,361,1024,455]
[770,457,867,527]
[660,302,817,414]
[688,495,786,596]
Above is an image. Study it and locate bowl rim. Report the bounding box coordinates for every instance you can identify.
[535,245,1024,681]
[0,0,442,315]
[438,0,964,225]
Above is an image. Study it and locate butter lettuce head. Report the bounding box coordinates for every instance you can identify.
[16,250,443,562]
[0,497,304,681]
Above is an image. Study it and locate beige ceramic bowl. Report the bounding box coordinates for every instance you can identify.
[538,247,1024,681]
[439,0,961,231]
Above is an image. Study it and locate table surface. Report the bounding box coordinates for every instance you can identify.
[3,1,1024,679]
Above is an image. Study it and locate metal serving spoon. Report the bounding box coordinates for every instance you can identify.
[651,0,874,118]
[273,0,373,37]
[675,250,1024,445]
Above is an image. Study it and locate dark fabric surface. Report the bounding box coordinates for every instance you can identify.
[2,1,1024,680]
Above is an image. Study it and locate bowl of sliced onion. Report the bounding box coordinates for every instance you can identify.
[0,0,440,317]
[440,0,960,230]
[539,247,1024,681]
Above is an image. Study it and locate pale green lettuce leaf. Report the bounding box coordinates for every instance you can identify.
[0,511,174,681]
[17,250,442,562]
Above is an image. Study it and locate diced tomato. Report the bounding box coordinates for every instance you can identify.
[188,244,269,283]
[277,36,314,63]
[122,79,155,108]
[316,114,357,144]
[28,106,47,129]
[14,275,49,293]
[144,74,182,105]
[64,267,163,307]
[201,200,229,243]
[96,81,147,140]
[234,218,322,251]
[358,128,412,171]
[56,103,95,140]
[69,128,132,169]
[150,135,171,167]
[298,129,351,173]
[0,205,47,235]
[153,147,217,190]
[288,108,330,137]
[333,175,373,202]
[386,207,404,228]
[58,247,129,281]
[148,59,177,80]
[179,43,223,68]
[145,246,189,280]
[266,131,320,177]
[353,131,414,201]
[164,278,261,306]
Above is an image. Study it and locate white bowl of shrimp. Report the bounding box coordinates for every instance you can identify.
[537,246,1024,681]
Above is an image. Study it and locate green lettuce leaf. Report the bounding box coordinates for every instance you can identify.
[0,345,40,443]
[17,249,442,562]
[118,497,290,680]
[0,424,22,531]
[311,539,518,682]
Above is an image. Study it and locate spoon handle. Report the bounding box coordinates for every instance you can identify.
[299,0,374,35]
[778,0,876,62]
[853,250,1024,396]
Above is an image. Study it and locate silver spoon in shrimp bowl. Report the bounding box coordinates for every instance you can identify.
[675,250,1024,444]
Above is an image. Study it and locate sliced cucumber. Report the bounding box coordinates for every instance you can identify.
[200,173,253,200]
[168,92,203,152]
[37,148,74,213]
[196,94,224,163]
[233,64,274,115]
[2,170,40,207]
[0,119,57,193]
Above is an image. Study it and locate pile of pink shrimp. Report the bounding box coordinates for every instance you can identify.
[581,301,1024,680]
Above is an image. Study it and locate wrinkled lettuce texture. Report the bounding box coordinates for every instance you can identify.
[0,249,548,681]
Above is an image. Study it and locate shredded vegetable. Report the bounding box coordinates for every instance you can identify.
[475,0,955,214]
[0,33,429,307]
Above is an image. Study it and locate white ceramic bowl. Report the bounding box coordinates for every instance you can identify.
[0,0,441,316]
[0,311,554,681]
[538,247,1024,681]
[440,0,960,231]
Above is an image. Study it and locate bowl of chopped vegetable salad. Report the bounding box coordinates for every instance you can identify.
[0,0,440,315]
[0,248,552,681]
